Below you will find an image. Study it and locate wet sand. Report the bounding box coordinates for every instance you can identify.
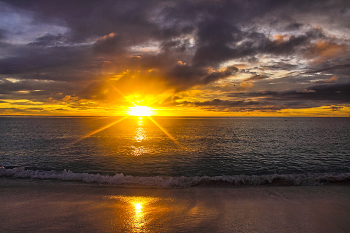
[1,178,350,233]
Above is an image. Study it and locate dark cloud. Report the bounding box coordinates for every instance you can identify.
[193,26,326,67]
[93,33,125,55]
[260,62,298,71]
[0,45,94,76]
[284,23,304,31]
[313,75,339,84]
[305,63,350,74]
[327,106,343,111]
[244,75,269,82]
[170,98,313,112]
[169,81,350,111]
[166,65,238,91]
[228,83,350,103]
[2,0,160,44]
[0,78,75,102]
[192,99,261,107]
[0,29,6,40]
[28,33,65,47]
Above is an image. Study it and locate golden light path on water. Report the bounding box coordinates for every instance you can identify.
[132,117,148,156]
[135,117,146,143]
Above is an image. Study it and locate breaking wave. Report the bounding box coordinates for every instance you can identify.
[1,167,350,187]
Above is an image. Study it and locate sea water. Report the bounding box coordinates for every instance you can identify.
[1,116,349,186]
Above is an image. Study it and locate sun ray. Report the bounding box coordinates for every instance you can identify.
[110,84,137,107]
[147,116,183,148]
[63,83,134,149]
[65,116,129,148]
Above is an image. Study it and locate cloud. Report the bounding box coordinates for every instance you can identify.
[244,75,269,82]
[237,82,254,91]
[0,0,350,114]
[193,24,326,67]
[284,23,303,31]
[228,83,350,103]
[0,29,6,40]
[0,45,93,76]
[313,75,339,84]
[174,98,310,112]
[305,40,348,59]
[191,99,261,107]
[93,33,124,55]
[28,33,65,47]
[304,63,350,74]
[327,105,343,111]
[166,65,239,91]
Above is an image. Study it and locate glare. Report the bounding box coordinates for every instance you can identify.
[134,203,142,213]
[128,106,153,116]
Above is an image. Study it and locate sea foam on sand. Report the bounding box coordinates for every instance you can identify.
[1,178,350,233]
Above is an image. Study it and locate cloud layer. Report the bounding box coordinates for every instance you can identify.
[0,0,349,115]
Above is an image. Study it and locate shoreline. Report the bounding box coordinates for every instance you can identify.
[2,167,350,188]
[1,178,350,232]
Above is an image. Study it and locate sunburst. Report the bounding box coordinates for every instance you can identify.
[65,84,181,148]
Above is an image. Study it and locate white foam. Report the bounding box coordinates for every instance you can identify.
[1,167,350,187]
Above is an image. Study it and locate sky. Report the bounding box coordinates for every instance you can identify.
[0,0,349,116]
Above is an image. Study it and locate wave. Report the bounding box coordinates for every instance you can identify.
[1,167,350,187]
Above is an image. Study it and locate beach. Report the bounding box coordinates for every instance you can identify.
[1,178,350,233]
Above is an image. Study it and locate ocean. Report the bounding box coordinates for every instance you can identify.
[1,116,350,186]
[1,116,350,232]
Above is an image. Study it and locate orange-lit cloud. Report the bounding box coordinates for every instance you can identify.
[307,40,348,60]
[237,82,254,91]
[325,75,338,83]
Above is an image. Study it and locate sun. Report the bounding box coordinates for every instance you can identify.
[128,106,153,116]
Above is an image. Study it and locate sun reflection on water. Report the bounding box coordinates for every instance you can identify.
[134,117,146,143]
[132,146,148,156]
[132,117,148,156]
[135,128,146,142]
[137,117,143,125]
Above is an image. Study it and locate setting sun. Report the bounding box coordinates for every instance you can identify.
[128,106,153,116]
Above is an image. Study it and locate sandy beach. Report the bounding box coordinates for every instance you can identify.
[1,178,350,233]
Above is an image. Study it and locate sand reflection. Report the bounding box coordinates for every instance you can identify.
[131,200,146,232]
[109,196,161,232]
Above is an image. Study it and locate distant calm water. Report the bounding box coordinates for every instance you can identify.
[1,117,350,186]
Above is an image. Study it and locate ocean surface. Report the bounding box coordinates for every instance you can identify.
[1,116,350,186]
